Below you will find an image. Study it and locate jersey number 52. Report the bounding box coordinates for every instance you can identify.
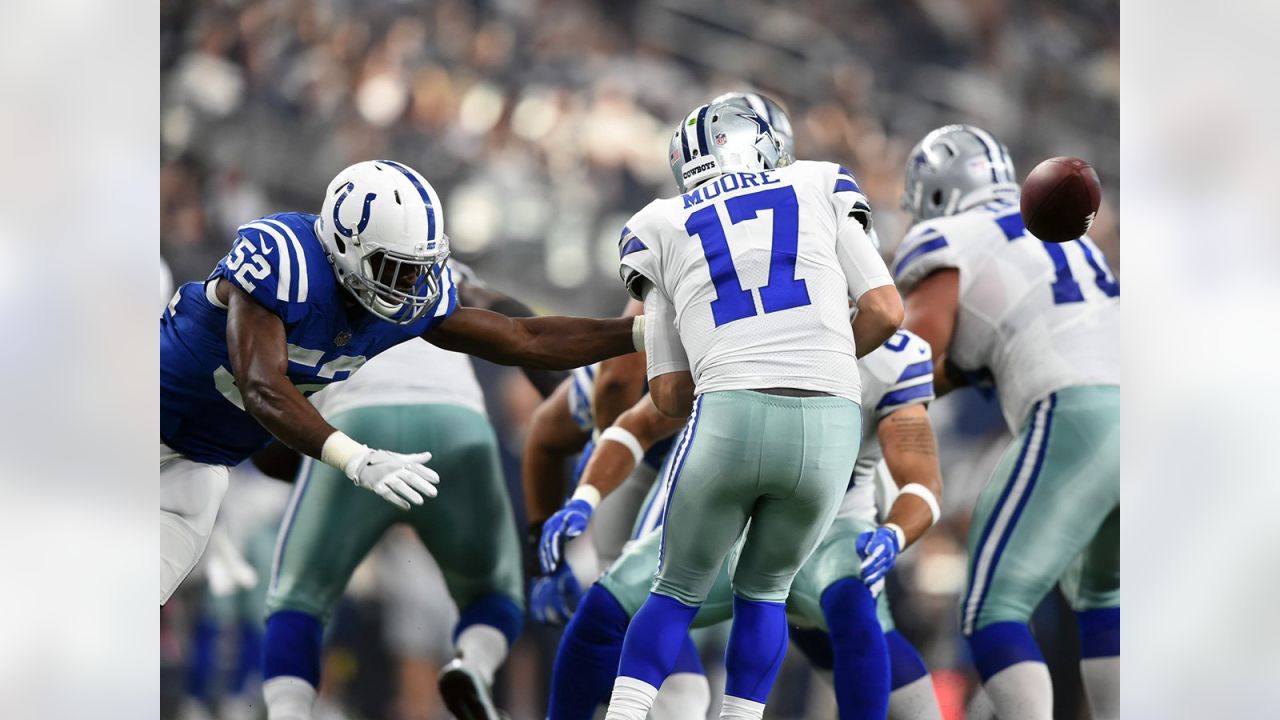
[685,186,811,327]
[224,237,272,292]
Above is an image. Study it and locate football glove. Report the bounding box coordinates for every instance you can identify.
[530,564,584,626]
[539,498,593,574]
[342,448,440,510]
[856,525,903,597]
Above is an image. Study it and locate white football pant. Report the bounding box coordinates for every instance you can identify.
[160,443,229,605]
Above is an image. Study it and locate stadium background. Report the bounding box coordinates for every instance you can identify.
[159,1,1119,718]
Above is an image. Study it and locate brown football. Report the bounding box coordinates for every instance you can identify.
[1019,157,1102,243]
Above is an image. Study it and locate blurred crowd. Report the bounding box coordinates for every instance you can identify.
[159,0,1118,718]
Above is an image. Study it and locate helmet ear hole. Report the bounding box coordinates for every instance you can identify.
[333,234,347,254]
[931,190,943,207]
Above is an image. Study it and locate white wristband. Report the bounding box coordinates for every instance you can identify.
[599,426,645,466]
[320,431,367,476]
[571,483,602,510]
[899,483,941,525]
[883,522,907,551]
[631,315,646,352]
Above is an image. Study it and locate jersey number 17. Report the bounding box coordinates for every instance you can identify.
[685,186,811,327]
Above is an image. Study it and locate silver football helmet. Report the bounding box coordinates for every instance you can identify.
[668,100,782,193]
[711,91,795,166]
[901,124,1018,223]
[318,160,450,325]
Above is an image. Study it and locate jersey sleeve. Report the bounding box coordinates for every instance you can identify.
[617,208,661,301]
[211,221,312,324]
[824,162,874,232]
[865,330,936,421]
[890,221,962,294]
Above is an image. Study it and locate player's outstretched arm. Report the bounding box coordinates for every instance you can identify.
[877,404,943,550]
[456,280,567,398]
[538,394,684,574]
[224,283,439,510]
[852,285,904,358]
[592,298,648,432]
[902,269,960,395]
[424,307,640,370]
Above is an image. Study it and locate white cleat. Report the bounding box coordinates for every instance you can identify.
[437,658,506,720]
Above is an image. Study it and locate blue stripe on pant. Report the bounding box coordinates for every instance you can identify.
[962,394,1057,635]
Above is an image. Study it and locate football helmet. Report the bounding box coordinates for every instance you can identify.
[668,100,782,193]
[317,160,450,325]
[901,124,1018,223]
[711,91,795,166]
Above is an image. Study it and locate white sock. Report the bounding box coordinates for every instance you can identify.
[604,676,659,720]
[719,694,766,720]
[1080,656,1120,720]
[262,676,316,720]
[983,661,1053,720]
[890,674,944,720]
[651,672,711,720]
[455,624,508,687]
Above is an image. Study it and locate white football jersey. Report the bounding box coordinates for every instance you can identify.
[892,197,1120,432]
[618,160,891,403]
[836,330,936,522]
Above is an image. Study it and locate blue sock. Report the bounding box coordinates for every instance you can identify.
[617,592,700,689]
[822,578,889,719]
[548,585,631,720]
[1076,607,1119,659]
[724,594,788,704]
[671,632,705,675]
[183,617,220,702]
[966,621,1044,682]
[262,610,324,686]
[455,592,525,648]
[885,630,930,690]
[789,627,835,672]
[228,621,261,695]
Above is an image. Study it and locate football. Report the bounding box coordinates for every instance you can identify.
[1019,157,1102,243]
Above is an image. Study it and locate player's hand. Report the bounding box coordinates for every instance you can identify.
[856,526,902,597]
[539,498,593,574]
[343,448,440,510]
[530,564,584,626]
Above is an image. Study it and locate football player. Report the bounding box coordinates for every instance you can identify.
[159,159,642,607]
[894,125,1120,720]
[601,101,902,719]
[259,262,560,720]
[542,330,944,720]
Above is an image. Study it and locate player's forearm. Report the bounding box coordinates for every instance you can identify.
[521,385,588,523]
[240,377,337,460]
[459,283,567,397]
[593,354,647,431]
[852,286,904,358]
[880,411,943,549]
[514,316,640,370]
[584,398,684,497]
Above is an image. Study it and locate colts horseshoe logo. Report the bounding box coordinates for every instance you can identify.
[332,182,377,237]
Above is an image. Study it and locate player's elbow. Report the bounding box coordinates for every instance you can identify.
[650,372,694,418]
[238,374,286,418]
[860,285,905,333]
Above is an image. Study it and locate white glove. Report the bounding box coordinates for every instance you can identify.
[322,431,439,509]
[343,448,440,510]
[205,525,258,597]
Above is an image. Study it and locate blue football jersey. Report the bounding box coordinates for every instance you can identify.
[160,212,457,466]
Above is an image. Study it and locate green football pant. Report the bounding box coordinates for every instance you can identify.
[652,390,861,605]
[266,404,524,622]
[961,385,1120,635]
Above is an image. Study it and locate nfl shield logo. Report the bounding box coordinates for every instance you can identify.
[714,133,728,146]
[334,331,352,347]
